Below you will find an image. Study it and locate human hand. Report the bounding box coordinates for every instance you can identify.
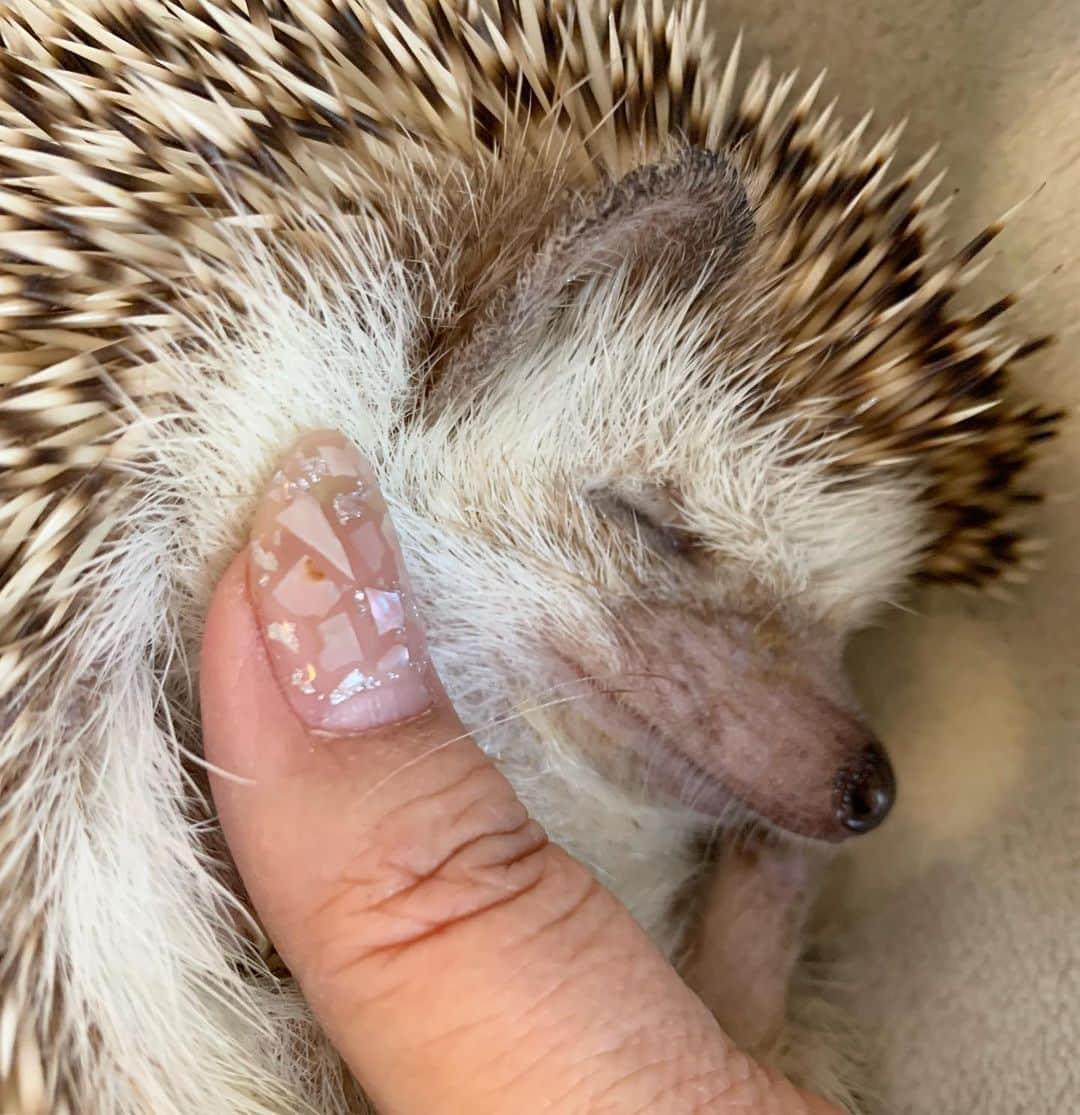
[201,429,839,1114]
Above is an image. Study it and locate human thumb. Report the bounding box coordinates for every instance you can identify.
[201,429,837,1115]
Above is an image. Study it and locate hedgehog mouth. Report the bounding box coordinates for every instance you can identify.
[636,731,745,819]
[548,654,892,842]
[546,657,777,830]
[634,709,896,842]
[618,707,809,836]
[625,711,881,843]
[626,702,895,842]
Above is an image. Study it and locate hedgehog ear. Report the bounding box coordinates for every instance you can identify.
[429,147,753,404]
[537,146,755,292]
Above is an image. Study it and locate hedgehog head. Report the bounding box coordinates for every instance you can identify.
[327,144,917,841]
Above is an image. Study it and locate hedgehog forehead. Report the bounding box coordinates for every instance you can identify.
[444,267,765,463]
[426,330,926,632]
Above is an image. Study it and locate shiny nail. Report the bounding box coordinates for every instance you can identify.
[248,430,431,733]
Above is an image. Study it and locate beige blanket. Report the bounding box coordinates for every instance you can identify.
[701,0,1080,1110]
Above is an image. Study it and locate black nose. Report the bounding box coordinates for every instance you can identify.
[835,739,896,834]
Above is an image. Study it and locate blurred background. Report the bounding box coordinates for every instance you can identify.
[701,2,1079,1111]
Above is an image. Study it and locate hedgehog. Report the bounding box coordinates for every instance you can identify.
[0,0,1062,1112]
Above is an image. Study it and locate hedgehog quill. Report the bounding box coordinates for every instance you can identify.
[0,1,1060,1113]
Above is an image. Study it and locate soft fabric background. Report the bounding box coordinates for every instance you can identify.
[702,2,1079,1111]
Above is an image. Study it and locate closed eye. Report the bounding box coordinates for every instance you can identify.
[587,484,700,558]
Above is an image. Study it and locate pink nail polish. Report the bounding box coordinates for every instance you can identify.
[248,430,432,733]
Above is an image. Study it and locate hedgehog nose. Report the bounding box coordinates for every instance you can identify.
[835,739,896,834]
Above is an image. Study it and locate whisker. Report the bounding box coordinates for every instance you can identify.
[503,668,668,701]
[356,667,681,801]
[355,690,604,802]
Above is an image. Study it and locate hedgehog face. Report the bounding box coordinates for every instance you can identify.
[386,150,919,840]
[407,378,907,842]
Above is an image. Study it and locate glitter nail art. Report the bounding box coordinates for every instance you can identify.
[248,430,432,733]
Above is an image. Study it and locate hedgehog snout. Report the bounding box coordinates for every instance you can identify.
[552,602,898,842]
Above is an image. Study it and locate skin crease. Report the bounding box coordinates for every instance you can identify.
[201,553,840,1115]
